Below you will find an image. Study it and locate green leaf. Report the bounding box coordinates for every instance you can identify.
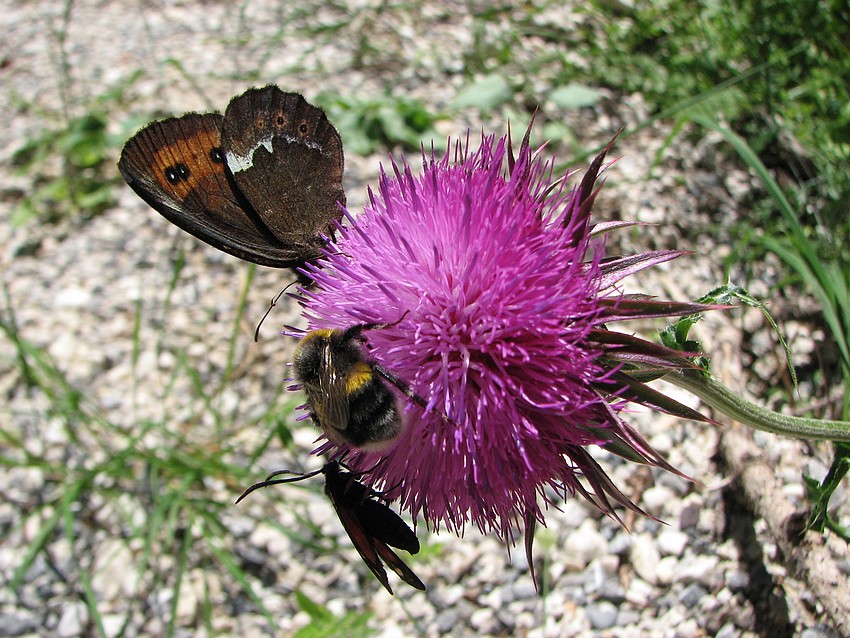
[295,590,333,621]
[293,590,375,638]
[452,74,512,109]
[549,83,600,109]
[804,442,850,542]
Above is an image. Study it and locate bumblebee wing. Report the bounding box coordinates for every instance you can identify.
[373,540,426,591]
[311,341,350,433]
[325,478,393,594]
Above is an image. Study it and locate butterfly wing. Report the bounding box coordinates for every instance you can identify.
[221,86,345,258]
[119,110,326,268]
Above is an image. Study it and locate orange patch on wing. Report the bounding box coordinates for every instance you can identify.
[150,127,223,199]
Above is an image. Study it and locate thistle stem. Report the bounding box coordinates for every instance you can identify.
[664,369,850,442]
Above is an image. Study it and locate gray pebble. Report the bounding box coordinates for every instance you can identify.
[656,471,692,496]
[680,583,707,608]
[596,579,627,604]
[616,607,641,626]
[0,612,38,636]
[507,580,538,601]
[656,591,679,612]
[607,530,633,555]
[725,569,749,591]
[679,499,702,530]
[800,625,842,638]
[495,607,517,632]
[585,601,619,629]
[435,609,458,634]
[559,584,588,607]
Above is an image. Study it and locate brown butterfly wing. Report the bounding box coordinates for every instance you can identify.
[118,112,313,267]
[221,86,345,256]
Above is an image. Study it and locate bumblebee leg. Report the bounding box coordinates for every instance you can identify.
[372,364,456,425]
[341,311,410,343]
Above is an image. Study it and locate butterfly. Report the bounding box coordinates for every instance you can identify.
[118,85,345,275]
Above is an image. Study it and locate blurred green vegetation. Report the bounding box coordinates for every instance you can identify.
[588,0,849,250]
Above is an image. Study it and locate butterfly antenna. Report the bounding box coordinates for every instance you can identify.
[254,280,299,342]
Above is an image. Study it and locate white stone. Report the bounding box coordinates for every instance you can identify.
[563,519,609,569]
[629,533,661,584]
[470,607,500,634]
[56,601,88,637]
[55,287,93,308]
[91,539,136,601]
[657,529,689,557]
[642,485,675,513]
[101,614,126,638]
[625,577,655,607]
[674,554,720,586]
[674,618,701,638]
[655,555,679,586]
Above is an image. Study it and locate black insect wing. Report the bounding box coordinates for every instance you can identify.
[327,472,420,554]
[323,464,425,593]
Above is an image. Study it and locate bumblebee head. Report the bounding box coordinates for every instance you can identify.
[293,328,367,384]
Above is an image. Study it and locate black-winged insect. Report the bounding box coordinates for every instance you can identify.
[237,461,425,594]
[292,316,441,451]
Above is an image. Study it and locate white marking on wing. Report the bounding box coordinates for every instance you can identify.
[226,134,324,173]
[225,135,274,173]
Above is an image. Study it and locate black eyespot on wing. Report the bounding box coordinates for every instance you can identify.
[165,162,191,184]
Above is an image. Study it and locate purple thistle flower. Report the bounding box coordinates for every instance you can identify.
[294,128,714,553]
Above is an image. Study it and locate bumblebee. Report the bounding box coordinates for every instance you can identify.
[292,321,418,450]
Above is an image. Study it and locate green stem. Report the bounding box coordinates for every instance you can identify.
[664,369,850,442]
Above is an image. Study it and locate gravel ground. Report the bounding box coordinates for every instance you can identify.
[1,2,847,637]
